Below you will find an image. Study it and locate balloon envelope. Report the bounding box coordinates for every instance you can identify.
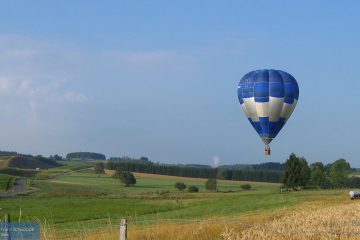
[237,69,299,144]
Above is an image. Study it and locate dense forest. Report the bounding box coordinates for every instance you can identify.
[66,152,106,160]
[219,162,284,171]
[0,151,17,157]
[106,158,283,183]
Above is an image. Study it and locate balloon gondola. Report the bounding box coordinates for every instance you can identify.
[237,69,299,155]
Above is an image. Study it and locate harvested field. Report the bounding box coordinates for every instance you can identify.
[221,202,360,240]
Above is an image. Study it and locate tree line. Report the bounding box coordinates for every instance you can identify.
[106,159,284,183]
[66,152,106,160]
[0,151,17,157]
[219,162,284,171]
[282,153,359,190]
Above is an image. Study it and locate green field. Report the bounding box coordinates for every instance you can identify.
[0,167,350,237]
[0,173,15,191]
[0,170,284,227]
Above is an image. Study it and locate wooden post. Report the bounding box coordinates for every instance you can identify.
[4,214,11,240]
[119,218,127,240]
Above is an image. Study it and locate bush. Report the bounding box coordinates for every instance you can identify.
[174,182,187,191]
[116,171,136,187]
[94,162,105,176]
[188,185,199,193]
[205,178,217,192]
[241,184,251,190]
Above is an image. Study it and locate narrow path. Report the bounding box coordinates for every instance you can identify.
[0,178,29,197]
[49,167,93,180]
[0,167,92,197]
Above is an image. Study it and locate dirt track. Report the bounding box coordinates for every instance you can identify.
[0,178,29,197]
[49,167,93,180]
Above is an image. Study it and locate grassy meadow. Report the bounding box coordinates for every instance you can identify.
[0,163,356,239]
[0,173,15,191]
[0,162,356,240]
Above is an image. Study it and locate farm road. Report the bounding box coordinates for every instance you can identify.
[49,167,93,180]
[0,178,29,197]
[1,167,92,198]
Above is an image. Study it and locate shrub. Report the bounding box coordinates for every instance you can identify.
[188,185,199,193]
[174,182,187,191]
[116,171,136,187]
[241,184,251,190]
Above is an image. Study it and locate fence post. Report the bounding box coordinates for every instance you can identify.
[4,214,11,240]
[119,218,127,240]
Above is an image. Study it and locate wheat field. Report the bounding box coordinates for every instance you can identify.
[221,202,360,240]
[37,201,360,240]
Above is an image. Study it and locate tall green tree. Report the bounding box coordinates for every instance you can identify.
[310,162,326,188]
[330,159,350,188]
[205,179,217,192]
[283,153,309,190]
[298,157,311,187]
[94,162,105,177]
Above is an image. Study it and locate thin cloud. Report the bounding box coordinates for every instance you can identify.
[212,156,220,167]
[64,91,88,103]
[0,77,11,93]
[100,50,196,75]
[120,51,177,63]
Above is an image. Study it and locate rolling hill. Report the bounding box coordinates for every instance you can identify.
[0,156,61,170]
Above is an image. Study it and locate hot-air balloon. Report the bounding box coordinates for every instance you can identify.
[237,69,299,155]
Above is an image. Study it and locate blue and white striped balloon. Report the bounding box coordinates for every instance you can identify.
[237,69,299,145]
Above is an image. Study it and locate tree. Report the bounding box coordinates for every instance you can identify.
[310,162,326,188]
[205,179,217,192]
[188,186,199,192]
[174,182,187,191]
[241,184,251,190]
[283,153,309,190]
[50,154,63,161]
[66,152,106,160]
[348,177,360,188]
[330,159,350,188]
[216,168,232,180]
[94,162,105,177]
[116,170,136,187]
[139,156,149,162]
[298,157,310,187]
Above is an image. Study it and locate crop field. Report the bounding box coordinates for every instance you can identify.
[0,173,15,191]
[0,166,354,239]
[220,202,360,240]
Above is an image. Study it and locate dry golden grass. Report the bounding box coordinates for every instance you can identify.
[39,192,356,240]
[40,201,360,240]
[40,208,290,240]
[221,202,360,240]
[43,221,249,240]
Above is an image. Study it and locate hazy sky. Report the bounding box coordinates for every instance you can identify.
[0,1,359,167]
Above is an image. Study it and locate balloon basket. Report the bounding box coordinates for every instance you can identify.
[265,146,271,156]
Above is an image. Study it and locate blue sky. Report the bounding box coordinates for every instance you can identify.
[0,1,359,166]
